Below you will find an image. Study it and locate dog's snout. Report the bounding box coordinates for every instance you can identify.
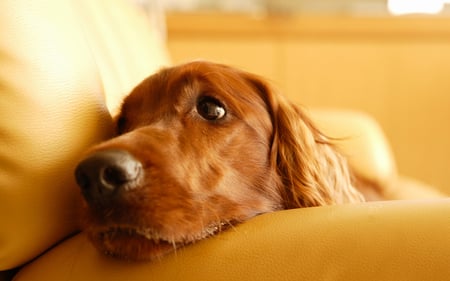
[75,150,142,205]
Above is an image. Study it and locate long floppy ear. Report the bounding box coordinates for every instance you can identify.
[247,75,364,208]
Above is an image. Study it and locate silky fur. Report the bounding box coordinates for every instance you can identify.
[78,61,364,261]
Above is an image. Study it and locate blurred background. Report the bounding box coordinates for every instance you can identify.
[136,0,450,194]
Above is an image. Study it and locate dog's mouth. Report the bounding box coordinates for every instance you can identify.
[89,222,229,261]
[93,226,178,260]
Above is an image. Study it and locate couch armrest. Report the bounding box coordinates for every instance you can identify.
[309,109,397,188]
[386,176,448,199]
[14,199,450,281]
[309,109,445,199]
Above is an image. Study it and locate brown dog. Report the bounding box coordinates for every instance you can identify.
[75,61,365,261]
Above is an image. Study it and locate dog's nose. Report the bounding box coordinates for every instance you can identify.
[75,150,142,206]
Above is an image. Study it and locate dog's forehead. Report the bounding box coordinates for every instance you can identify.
[129,63,262,102]
[178,63,270,109]
[119,62,272,129]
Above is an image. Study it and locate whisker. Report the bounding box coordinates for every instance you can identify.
[170,238,178,259]
[223,219,239,233]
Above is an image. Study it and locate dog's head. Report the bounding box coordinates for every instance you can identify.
[75,61,363,261]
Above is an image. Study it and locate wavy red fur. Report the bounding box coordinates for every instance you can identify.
[77,61,365,261]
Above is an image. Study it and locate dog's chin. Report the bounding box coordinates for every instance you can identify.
[87,223,228,261]
[87,226,177,261]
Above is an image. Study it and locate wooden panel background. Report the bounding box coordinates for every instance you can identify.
[166,13,450,194]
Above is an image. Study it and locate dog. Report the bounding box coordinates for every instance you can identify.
[75,61,369,261]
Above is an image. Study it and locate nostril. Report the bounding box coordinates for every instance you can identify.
[102,165,125,188]
[100,162,141,191]
[74,150,143,204]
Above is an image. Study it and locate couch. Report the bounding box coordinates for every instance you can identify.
[1,0,449,280]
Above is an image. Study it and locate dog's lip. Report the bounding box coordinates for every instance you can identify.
[90,221,233,260]
[98,221,229,244]
[98,225,174,244]
[92,225,176,260]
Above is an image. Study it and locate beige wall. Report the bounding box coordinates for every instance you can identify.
[166,13,450,194]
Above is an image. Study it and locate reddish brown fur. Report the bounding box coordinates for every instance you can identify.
[78,61,365,261]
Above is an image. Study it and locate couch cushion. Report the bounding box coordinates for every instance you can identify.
[0,0,112,269]
[0,0,169,269]
[13,199,450,281]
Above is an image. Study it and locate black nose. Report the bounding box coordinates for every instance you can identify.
[75,150,142,206]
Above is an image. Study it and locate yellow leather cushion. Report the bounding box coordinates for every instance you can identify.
[71,0,170,115]
[0,0,169,269]
[14,199,450,281]
[0,0,112,269]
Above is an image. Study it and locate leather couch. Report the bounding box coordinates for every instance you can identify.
[1,0,448,280]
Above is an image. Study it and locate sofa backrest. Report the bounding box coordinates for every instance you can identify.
[0,0,169,269]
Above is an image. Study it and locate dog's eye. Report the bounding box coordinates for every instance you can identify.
[196,97,226,121]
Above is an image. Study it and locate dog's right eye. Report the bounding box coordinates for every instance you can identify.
[196,96,226,121]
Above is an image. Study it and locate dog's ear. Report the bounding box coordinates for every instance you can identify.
[246,75,364,208]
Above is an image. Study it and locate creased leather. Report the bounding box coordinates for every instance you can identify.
[14,199,450,281]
